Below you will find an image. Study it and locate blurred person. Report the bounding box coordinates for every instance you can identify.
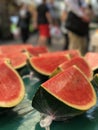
[65,0,90,55]
[33,0,52,46]
[47,0,58,22]
[17,3,31,43]
[47,0,59,45]
[50,20,62,39]
[60,6,69,50]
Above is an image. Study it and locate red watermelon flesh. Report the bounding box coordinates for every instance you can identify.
[26,46,48,56]
[0,61,25,107]
[0,52,28,69]
[0,44,33,54]
[84,52,98,70]
[30,55,70,76]
[63,50,81,58]
[42,66,96,110]
[39,50,80,58]
[59,57,93,80]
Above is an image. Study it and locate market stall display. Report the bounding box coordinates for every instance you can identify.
[0,44,98,130]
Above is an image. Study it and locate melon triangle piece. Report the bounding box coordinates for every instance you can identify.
[39,50,81,59]
[32,65,97,121]
[29,54,70,76]
[0,60,25,108]
[51,56,93,80]
[84,52,98,71]
[26,46,48,56]
[0,44,33,54]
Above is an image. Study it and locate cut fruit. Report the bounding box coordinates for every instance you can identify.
[84,52,98,71]
[32,66,96,121]
[0,60,25,107]
[0,44,33,54]
[39,50,81,58]
[26,46,48,56]
[1,52,28,69]
[29,54,70,76]
[51,56,93,80]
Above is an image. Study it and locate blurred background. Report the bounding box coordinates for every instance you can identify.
[0,0,98,52]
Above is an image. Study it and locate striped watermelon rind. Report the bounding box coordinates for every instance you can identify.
[32,66,96,121]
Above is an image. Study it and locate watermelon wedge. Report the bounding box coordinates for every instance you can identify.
[84,52,98,71]
[0,44,33,54]
[39,50,81,58]
[51,56,93,80]
[26,46,48,56]
[29,54,70,76]
[0,60,25,107]
[32,66,96,121]
[0,52,28,69]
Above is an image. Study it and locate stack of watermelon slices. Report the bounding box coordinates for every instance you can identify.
[0,43,98,130]
[0,44,49,69]
[0,44,49,108]
[30,50,98,128]
[29,50,93,80]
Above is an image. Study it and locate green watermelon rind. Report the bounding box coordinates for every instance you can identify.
[32,87,84,121]
[41,66,97,111]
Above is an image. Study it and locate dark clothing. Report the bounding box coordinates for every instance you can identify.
[18,11,31,29]
[37,4,49,25]
[18,11,31,43]
[21,27,29,43]
[66,11,89,36]
[66,0,89,36]
[63,33,69,50]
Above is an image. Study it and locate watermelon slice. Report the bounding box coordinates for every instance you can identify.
[29,54,70,76]
[0,60,25,107]
[39,50,81,58]
[0,52,28,69]
[51,56,93,80]
[84,52,98,71]
[26,46,48,56]
[32,66,96,122]
[0,44,33,54]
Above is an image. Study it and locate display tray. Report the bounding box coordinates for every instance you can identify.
[0,76,98,130]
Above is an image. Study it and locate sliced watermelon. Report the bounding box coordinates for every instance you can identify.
[26,46,48,56]
[0,51,28,69]
[84,52,98,71]
[0,60,25,107]
[52,56,93,80]
[32,66,96,121]
[29,54,70,76]
[42,66,96,110]
[39,50,81,58]
[0,44,33,54]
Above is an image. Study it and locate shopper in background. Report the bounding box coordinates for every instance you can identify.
[33,0,52,46]
[47,0,57,23]
[47,0,55,45]
[65,0,90,55]
[17,3,31,43]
